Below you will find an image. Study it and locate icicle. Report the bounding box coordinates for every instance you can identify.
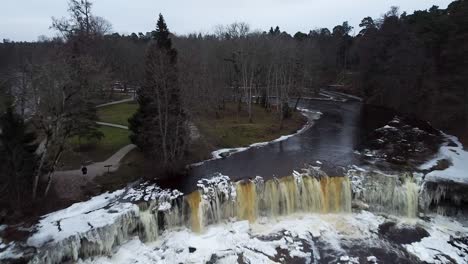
[351,171,419,217]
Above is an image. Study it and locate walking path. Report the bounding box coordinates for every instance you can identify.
[96,97,134,108]
[96,121,129,130]
[53,144,136,200]
[53,98,136,200]
[54,97,204,200]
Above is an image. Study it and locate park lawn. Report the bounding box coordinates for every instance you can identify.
[93,149,144,192]
[90,92,132,106]
[97,101,138,126]
[60,126,131,169]
[194,103,307,149]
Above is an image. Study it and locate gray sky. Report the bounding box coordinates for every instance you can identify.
[1,0,453,41]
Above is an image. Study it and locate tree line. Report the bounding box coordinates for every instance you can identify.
[1,0,467,218]
[353,2,468,133]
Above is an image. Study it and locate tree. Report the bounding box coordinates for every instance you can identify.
[0,105,38,214]
[30,0,108,200]
[354,1,468,133]
[52,0,112,40]
[129,14,188,172]
[359,17,377,36]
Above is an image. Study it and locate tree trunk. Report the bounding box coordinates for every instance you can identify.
[294,96,301,111]
[32,140,49,200]
[44,149,63,197]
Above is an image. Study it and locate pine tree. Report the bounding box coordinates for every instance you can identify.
[0,106,38,212]
[129,14,188,173]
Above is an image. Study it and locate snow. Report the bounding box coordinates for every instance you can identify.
[404,215,468,263]
[196,173,236,200]
[0,241,23,260]
[27,190,137,248]
[78,211,389,264]
[122,182,183,205]
[377,125,398,131]
[13,190,142,263]
[421,134,468,184]
[190,109,322,166]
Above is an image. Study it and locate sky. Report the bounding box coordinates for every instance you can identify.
[1,0,454,42]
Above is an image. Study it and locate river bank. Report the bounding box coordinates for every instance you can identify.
[3,98,468,264]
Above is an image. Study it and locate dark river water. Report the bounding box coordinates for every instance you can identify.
[164,99,396,193]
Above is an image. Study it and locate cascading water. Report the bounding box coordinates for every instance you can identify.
[183,170,353,233]
[186,191,203,232]
[11,167,434,264]
[348,169,420,217]
[138,202,159,241]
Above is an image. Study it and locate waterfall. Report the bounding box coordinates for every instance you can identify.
[186,191,203,232]
[236,180,258,222]
[184,171,353,232]
[349,170,420,217]
[138,202,159,242]
[15,165,441,264]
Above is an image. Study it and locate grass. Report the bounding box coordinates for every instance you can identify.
[90,92,133,106]
[194,103,306,149]
[56,101,307,207]
[97,101,138,126]
[96,101,306,150]
[93,149,144,192]
[60,126,130,169]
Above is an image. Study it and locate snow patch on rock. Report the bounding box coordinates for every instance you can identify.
[421,134,468,184]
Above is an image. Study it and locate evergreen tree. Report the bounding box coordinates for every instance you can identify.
[129,14,188,173]
[0,105,38,212]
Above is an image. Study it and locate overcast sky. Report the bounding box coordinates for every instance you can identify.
[1,0,454,41]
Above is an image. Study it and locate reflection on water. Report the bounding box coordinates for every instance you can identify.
[182,101,356,191]
[180,100,398,194]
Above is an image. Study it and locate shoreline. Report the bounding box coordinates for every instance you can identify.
[190,108,322,167]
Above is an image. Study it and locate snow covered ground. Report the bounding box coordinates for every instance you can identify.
[77,211,468,264]
[421,134,468,184]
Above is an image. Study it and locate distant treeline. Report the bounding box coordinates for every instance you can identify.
[1,1,467,130]
[354,2,468,133]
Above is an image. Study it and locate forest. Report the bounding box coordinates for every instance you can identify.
[0,0,467,219]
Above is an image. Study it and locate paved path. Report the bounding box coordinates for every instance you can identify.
[96,121,129,130]
[53,144,136,200]
[96,97,134,108]
[52,98,137,200]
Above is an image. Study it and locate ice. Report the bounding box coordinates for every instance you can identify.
[28,190,129,247]
[404,215,468,263]
[421,134,468,184]
[77,211,390,264]
[196,173,235,200]
[0,241,23,260]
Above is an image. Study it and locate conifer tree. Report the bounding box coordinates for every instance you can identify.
[0,105,38,212]
[129,14,188,172]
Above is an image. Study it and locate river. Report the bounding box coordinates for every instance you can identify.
[2,95,468,264]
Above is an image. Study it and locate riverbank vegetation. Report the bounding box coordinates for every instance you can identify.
[195,103,306,149]
[1,0,467,221]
